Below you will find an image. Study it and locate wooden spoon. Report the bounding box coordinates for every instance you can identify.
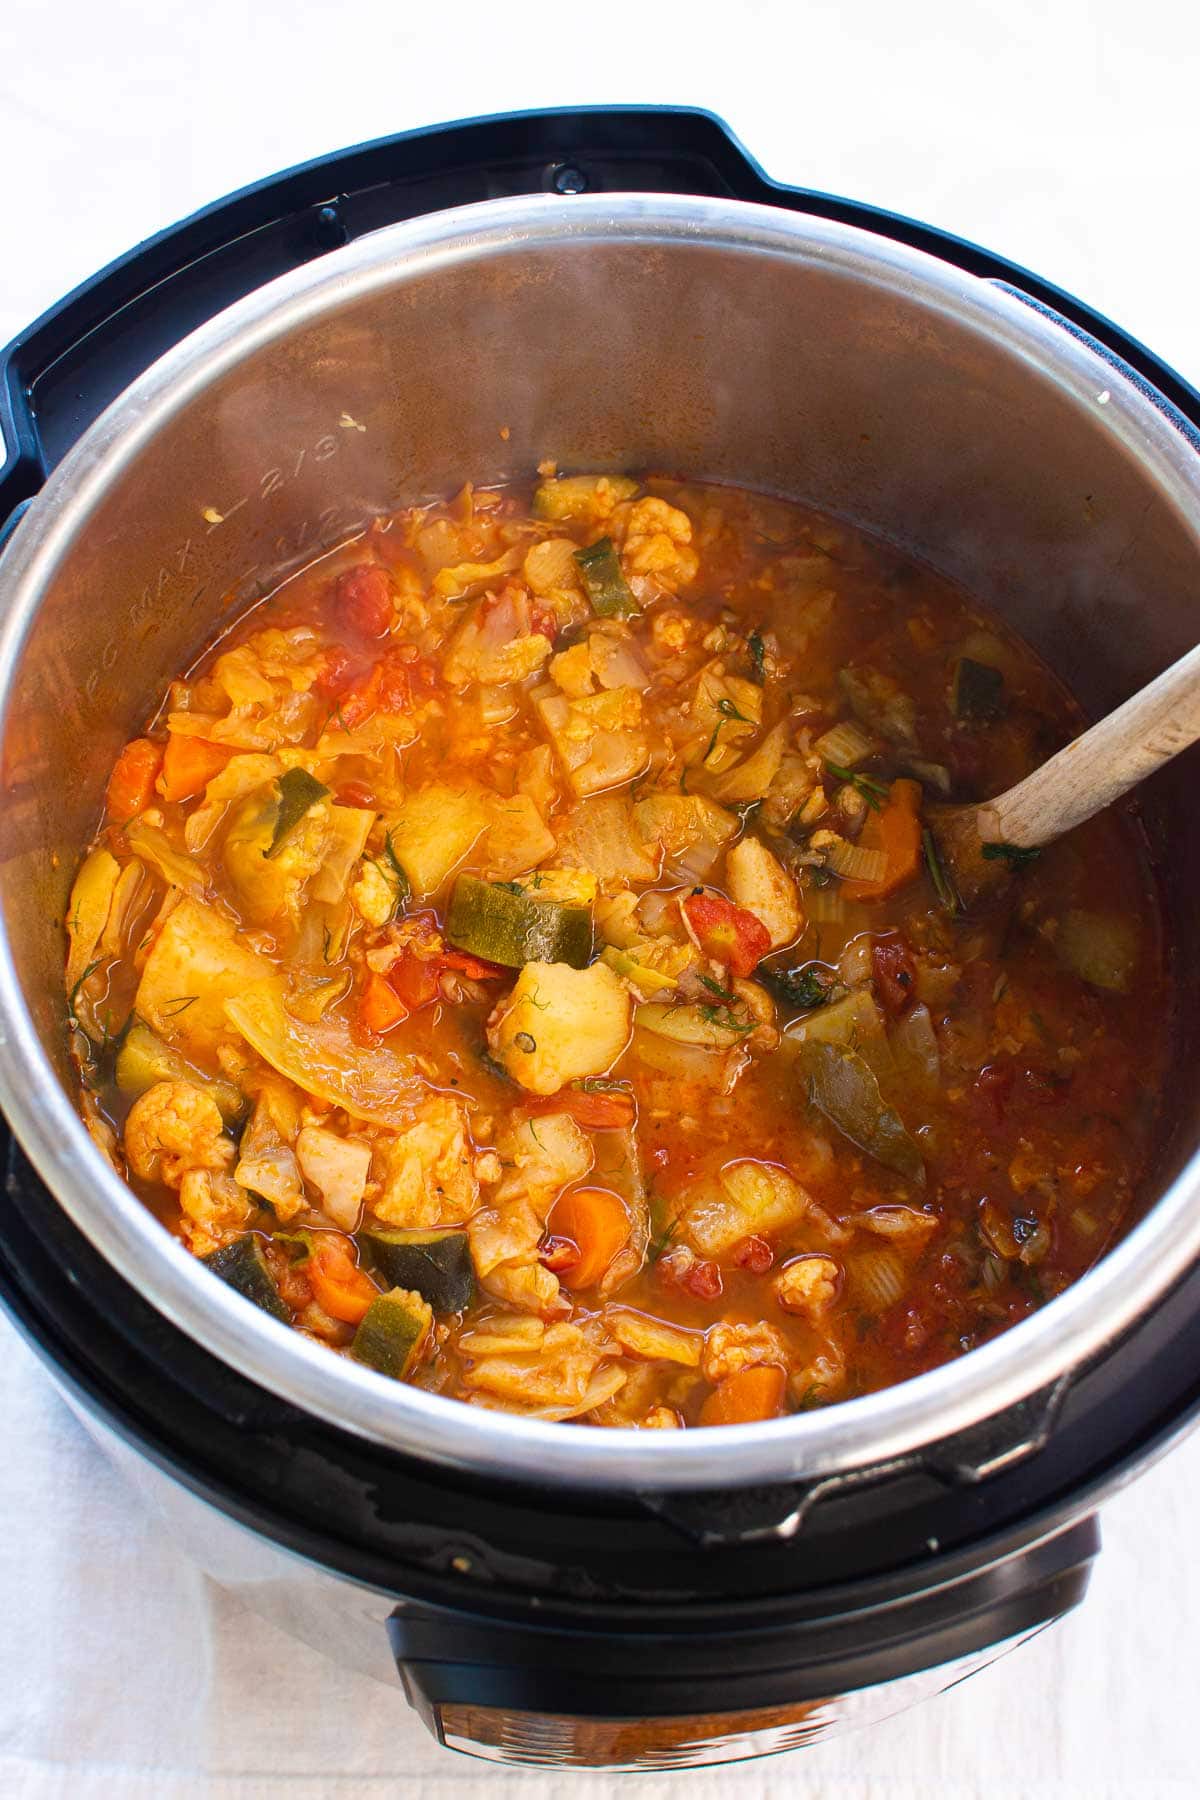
[932,640,1200,906]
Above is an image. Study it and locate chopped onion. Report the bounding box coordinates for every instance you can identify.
[850,1247,907,1312]
[813,718,879,769]
[826,838,888,883]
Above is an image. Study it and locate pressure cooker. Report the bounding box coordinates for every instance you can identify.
[0,107,1198,1770]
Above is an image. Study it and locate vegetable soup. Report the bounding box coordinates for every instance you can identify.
[63,473,1167,1427]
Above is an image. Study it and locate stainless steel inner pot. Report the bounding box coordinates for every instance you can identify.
[1,193,1197,1493]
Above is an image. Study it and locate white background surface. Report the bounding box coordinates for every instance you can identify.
[1,1,1198,1794]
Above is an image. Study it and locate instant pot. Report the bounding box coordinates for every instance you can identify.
[1,107,1199,1770]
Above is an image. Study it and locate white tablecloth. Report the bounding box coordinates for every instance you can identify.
[1,2,1197,1793]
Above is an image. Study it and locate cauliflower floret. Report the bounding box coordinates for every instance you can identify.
[651,609,696,655]
[468,1111,593,1313]
[701,1319,790,1386]
[350,857,398,928]
[295,1125,372,1231]
[614,497,699,591]
[725,836,803,950]
[640,1405,683,1429]
[124,1081,232,1188]
[550,642,596,699]
[370,1098,479,1228]
[774,1254,841,1317]
[178,1168,251,1258]
[789,1344,846,1406]
[486,961,631,1095]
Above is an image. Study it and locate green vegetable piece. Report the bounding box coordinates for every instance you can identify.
[1054,909,1139,993]
[532,473,639,522]
[922,827,961,913]
[350,1287,432,1380]
[951,657,1005,720]
[383,830,412,906]
[115,1019,246,1125]
[358,1229,474,1312]
[747,629,766,683]
[574,537,640,618]
[264,769,329,859]
[272,1229,317,1263]
[980,841,1041,871]
[202,1234,290,1322]
[795,1039,925,1185]
[446,875,592,969]
[763,964,840,1010]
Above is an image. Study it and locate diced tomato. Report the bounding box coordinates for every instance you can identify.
[683,891,771,978]
[441,948,508,981]
[530,604,558,645]
[973,1061,1014,1125]
[335,564,394,639]
[683,1258,723,1301]
[335,779,375,809]
[105,738,163,822]
[526,1087,637,1130]
[872,934,917,1015]
[315,643,357,700]
[357,971,409,1035]
[732,1235,774,1275]
[338,646,428,728]
[1019,1064,1072,1108]
[388,950,442,1013]
[538,1234,582,1274]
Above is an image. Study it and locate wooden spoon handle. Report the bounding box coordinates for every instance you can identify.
[977,640,1200,849]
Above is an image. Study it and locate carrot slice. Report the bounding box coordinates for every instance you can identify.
[306,1234,378,1324]
[548,1187,631,1289]
[105,738,163,822]
[699,1362,787,1426]
[159,733,232,803]
[843,778,923,901]
[357,971,409,1035]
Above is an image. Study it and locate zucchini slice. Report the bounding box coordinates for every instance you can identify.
[350,1287,432,1380]
[359,1229,474,1312]
[446,875,592,969]
[574,537,639,618]
[951,656,1005,721]
[202,1234,290,1322]
[116,1019,246,1126]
